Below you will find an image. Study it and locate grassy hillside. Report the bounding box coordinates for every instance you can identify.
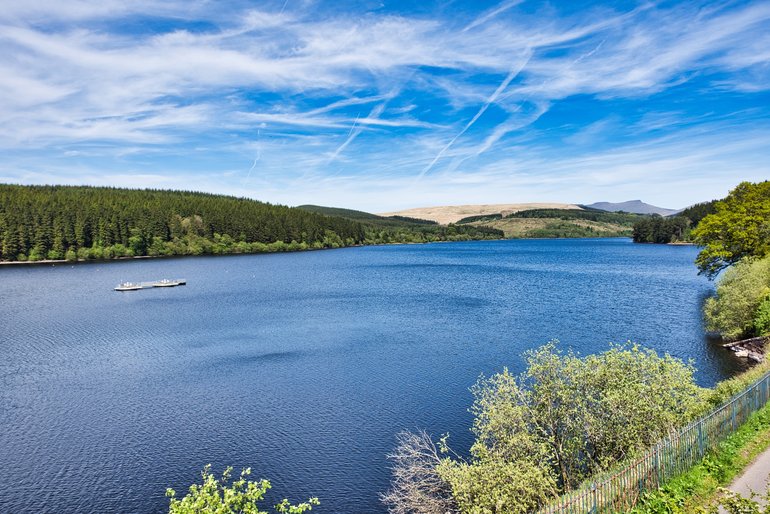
[378,202,582,224]
[458,208,641,238]
[469,217,633,238]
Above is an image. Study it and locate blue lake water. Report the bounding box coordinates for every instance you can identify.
[0,238,740,513]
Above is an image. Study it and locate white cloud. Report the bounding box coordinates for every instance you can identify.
[1,1,769,209]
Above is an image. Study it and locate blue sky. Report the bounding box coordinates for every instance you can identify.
[1,0,769,211]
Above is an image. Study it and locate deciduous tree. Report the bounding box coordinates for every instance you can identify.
[692,181,770,277]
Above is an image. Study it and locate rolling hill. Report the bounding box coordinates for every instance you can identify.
[378,203,582,225]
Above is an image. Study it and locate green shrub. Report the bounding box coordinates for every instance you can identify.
[704,256,770,341]
[754,296,770,336]
[166,465,318,514]
[706,359,770,408]
[387,342,706,514]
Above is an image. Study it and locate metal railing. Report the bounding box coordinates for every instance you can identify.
[538,370,770,513]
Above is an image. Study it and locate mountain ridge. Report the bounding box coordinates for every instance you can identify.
[584,200,680,216]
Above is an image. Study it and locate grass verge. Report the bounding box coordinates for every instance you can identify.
[631,398,770,513]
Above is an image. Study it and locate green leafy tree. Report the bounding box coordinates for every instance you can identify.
[166,465,319,514]
[436,369,558,514]
[704,256,770,341]
[518,343,705,488]
[753,295,770,337]
[692,181,770,277]
[385,342,706,514]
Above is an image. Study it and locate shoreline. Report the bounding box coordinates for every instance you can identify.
[0,235,636,267]
[0,255,160,266]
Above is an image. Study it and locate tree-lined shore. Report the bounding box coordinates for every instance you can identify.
[0,184,503,263]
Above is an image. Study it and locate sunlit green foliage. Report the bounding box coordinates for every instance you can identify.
[706,359,770,409]
[437,370,558,514]
[692,181,770,277]
[387,342,706,514]
[754,296,770,337]
[703,256,770,341]
[166,465,318,514]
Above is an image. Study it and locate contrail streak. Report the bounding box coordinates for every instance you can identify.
[419,56,530,178]
[328,113,362,163]
[463,0,523,32]
[465,40,604,160]
[246,129,261,180]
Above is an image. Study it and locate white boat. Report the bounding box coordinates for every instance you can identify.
[114,282,143,291]
[151,279,186,287]
[114,279,186,291]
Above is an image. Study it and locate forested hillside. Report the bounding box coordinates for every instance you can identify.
[297,205,438,226]
[0,185,368,261]
[0,185,501,262]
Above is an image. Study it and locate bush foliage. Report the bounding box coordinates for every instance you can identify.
[703,256,770,341]
[166,465,318,514]
[385,342,706,514]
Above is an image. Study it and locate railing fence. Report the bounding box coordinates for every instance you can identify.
[538,371,770,513]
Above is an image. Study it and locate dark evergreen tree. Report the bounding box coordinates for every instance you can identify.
[0,184,502,262]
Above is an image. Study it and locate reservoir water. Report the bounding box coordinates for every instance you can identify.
[0,238,739,513]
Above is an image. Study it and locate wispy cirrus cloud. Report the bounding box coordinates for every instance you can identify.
[0,0,768,210]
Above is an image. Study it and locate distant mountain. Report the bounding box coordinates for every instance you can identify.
[584,200,680,216]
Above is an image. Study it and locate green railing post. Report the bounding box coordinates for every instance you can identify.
[697,422,704,458]
[732,400,737,431]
